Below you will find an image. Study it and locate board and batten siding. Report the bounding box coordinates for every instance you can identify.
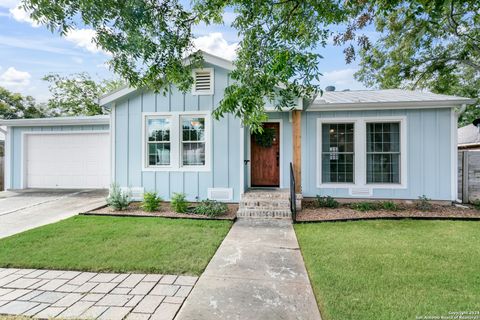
[302,108,454,200]
[113,63,242,202]
[7,124,109,189]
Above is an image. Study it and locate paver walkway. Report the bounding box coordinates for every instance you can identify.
[176,219,321,320]
[0,268,197,319]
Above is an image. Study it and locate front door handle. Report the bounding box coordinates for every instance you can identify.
[244,159,250,165]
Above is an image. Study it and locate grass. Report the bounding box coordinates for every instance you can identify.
[295,220,480,320]
[0,215,232,275]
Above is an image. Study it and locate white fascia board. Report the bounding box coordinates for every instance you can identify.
[99,86,137,106]
[0,116,110,127]
[308,100,476,111]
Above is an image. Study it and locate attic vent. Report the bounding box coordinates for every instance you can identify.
[207,188,233,201]
[193,68,214,95]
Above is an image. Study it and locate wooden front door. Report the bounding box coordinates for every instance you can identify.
[251,122,280,187]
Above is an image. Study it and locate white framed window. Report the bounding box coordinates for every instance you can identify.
[317,116,407,190]
[321,123,355,183]
[146,116,171,167]
[366,122,401,184]
[192,68,214,95]
[143,112,211,171]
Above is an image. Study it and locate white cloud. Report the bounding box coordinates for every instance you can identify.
[65,28,104,54]
[193,32,238,61]
[0,0,19,9]
[0,66,31,89]
[321,68,366,90]
[9,5,40,27]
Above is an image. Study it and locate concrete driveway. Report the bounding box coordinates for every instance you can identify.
[0,189,107,239]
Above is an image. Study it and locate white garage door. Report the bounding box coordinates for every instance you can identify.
[26,132,110,188]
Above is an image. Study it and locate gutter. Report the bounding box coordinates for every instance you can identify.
[456,103,467,116]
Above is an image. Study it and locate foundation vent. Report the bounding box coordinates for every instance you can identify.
[207,188,233,201]
[349,187,372,197]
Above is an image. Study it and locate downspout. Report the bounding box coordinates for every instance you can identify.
[456,104,467,203]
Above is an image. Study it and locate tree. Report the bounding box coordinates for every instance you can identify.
[43,73,125,116]
[334,0,480,127]
[0,86,47,119]
[23,0,351,132]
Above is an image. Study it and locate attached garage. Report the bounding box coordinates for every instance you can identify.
[1,116,110,190]
[25,132,109,188]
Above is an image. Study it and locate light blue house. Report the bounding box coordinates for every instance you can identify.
[1,52,476,205]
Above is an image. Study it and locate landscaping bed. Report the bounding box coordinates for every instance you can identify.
[296,200,480,222]
[0,215,232,275]
[86,201,237,220]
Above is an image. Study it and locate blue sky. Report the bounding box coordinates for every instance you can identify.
[0,0,366,102]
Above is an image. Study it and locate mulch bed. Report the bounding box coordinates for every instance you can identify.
[296,201,480,222]
[83,202,237,221]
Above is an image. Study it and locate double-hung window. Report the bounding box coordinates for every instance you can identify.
[147,117,171,166]
[321,123,355,183]
[318,117,405,188]
[366,122,401,183]
[181,116,206,166]
[144,112,210,171]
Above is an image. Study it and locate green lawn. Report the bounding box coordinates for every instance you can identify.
[0,216,232,275]
[295,220,480,320]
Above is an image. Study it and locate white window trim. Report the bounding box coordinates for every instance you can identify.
[317,116,407,190]
[142,111,211,172]
[192,68,214,96]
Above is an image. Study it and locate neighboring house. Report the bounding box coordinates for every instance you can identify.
[0,52,476,203]
[458,120,480,150]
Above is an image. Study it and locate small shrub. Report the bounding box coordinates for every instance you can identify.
[315,196,339,208]
[351,202,378,212]
[171,192,188,213]
[416,195,433,211]
[194,199,228,217]
[473,200,480,211]
[141,192,163,212]
[381,201,400,211]
[106,183,131,211]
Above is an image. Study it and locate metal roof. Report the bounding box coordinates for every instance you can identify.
[0,115,110,127]
[311,89,477,110]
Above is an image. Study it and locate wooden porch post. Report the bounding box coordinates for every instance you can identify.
[292,110,302,193]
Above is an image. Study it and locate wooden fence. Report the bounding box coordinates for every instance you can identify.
[458,150,480,203]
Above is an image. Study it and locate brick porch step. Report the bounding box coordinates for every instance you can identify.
[237,189,292,219]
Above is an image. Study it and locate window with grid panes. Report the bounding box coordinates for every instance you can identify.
[366,122,400,183]
[321,123,355,183]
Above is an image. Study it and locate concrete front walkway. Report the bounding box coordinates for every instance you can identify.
[0,189,106,239]
[176,219,321,320]
[0,268,197,320]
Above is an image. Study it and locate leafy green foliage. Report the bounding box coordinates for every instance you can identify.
[106,183,131,211]
[141,192,163,212]
[23,0,351,132]
[253,127,276,148]
[0,86,48,119]
[351,202,379,212]
[193,199,228,217]
[315,196,339,209]
[380,201,400,211]
[472,200,480,211]
[337,1,480,127]
[416,195,433,211]
[43,73,125,116]
[171,192,188,213]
